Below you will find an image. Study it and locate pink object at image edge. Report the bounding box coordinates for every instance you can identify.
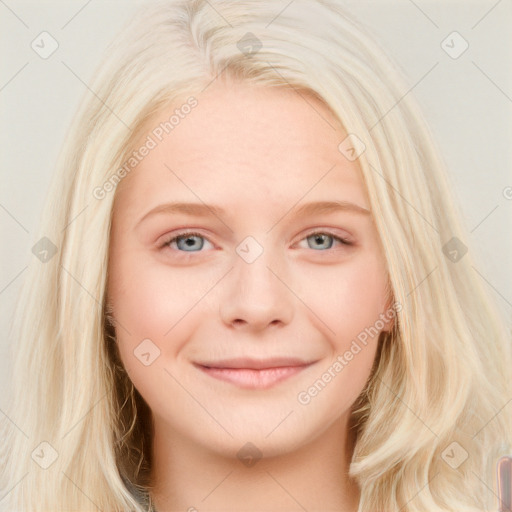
[497,455,512,512]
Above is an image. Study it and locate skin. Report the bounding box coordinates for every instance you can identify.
[107,79,394,512]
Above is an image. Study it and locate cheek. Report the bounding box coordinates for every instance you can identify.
[299,253,389,342]
[109,249,205,339]
[108,253,181,405]
[295,255,387,415]
[109,260,168,338]
[107,250,214,382]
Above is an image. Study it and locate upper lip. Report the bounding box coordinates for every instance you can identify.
[195,357,315,370]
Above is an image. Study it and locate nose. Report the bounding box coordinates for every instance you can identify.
[219,250,294,331]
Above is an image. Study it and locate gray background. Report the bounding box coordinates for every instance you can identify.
[1,0,511,409]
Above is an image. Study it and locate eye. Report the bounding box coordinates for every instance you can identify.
[298,231,353,251]
[160,231,214,252]
[159,229,353,254]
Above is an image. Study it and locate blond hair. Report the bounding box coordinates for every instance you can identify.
[2,1,510,510]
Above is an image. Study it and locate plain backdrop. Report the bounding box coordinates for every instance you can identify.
[1,0,511,411]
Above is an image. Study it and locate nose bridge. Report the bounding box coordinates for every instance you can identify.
[219,236,294,329]
[235,242,279,293]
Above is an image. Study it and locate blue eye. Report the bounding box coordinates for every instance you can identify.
[161,230,352,253]
[302,232,352,250]
[163,232,212,252]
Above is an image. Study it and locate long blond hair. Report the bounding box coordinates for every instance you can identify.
[2,1,510,510]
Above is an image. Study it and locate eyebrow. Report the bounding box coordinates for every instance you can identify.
[136,199,371,227]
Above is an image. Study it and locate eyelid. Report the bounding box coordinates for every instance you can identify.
[298,227,354,245]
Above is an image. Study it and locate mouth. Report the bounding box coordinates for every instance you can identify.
[193,357,317,390]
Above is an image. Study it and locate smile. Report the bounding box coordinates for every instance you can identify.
[193,358,316,390]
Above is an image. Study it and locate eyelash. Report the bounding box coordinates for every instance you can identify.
[159,229,353,253]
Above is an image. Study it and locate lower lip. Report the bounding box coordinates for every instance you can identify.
[196,364,309,389]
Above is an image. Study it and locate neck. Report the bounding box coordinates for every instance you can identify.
[149,414,360,512]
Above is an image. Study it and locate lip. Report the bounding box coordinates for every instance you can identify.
[193,357,316,389]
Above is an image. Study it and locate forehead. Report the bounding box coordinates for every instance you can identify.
[113,81,368,216]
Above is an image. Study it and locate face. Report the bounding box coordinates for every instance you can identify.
[107,80,393,459]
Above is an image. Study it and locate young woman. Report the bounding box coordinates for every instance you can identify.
[2,1,511,511]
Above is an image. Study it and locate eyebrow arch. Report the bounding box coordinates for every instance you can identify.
[136,199,371,227]
[290,200,371,217]
[136,202,226,227]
